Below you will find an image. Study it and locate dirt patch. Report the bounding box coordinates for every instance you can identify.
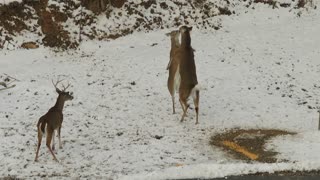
[210,129,295,163]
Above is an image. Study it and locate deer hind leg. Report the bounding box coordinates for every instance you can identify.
[46,127,59,162]
[172,96,176,114]
[179,98,189,122]
[58,126,62,149]
[168,74,175,114]
[35,122,43,162]
[191,86,200,124]
[52,130,55,151]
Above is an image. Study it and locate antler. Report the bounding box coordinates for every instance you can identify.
[52,78,64,91]
[61,82,71,92]
[52,78,71,92]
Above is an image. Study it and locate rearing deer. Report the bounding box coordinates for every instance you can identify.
[166,30,180,70]
[166,30,181,114]
[175,26,200,124]
[35,79,73,162]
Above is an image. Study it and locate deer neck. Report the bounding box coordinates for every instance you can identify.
[171,38,178,49]
[53,95,65,111]
[180,32,191,48]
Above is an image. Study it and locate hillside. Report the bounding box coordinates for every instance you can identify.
[0,0,315,49]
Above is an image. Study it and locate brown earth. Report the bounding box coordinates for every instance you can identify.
[0,0,302,49]
[210,129,295,163]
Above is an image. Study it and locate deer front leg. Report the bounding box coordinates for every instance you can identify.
[46,128,59,162]
[35,124,43,162]
[58,127,62,149]
[52,130,55,151]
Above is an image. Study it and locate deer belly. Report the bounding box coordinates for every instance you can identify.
[173,65,181,93]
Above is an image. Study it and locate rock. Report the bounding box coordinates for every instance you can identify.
[21,42,39,49]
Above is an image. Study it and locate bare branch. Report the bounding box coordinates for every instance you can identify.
[0,84,15,91]
[0,82,7,87]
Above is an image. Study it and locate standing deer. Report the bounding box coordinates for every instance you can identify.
[166,30,181,114]
[175,26,200,124]
[35,79,73,162]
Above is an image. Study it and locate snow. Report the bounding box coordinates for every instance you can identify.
[1,1,320,179]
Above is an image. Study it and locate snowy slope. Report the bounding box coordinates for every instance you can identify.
[1,2,320,180]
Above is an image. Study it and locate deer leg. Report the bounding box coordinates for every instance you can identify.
[35,124,43,162]
[180,99,189,122]
[46,128,59,162]
[52,130,55,151]
[172,95,176,114]
[193,90,200,124]
[58,127,62,149]
[179,98,189,117]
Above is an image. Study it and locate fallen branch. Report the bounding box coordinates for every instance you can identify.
[4,73,20,82]
[0,82,7,87]
[0,84,16,91]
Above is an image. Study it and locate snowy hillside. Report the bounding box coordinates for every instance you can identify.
[1,0,320,179]
[0,0,316,49]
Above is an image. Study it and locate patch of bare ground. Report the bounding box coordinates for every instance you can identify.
[210,129,295,163]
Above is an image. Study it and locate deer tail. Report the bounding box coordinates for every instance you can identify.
[37,118,46,134]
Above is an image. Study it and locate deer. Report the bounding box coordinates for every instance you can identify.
[166,30,181,114]
[166,30,180,70]
[175,26,200,124]
[34,79,73,162]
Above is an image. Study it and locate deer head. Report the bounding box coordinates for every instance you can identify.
[166,30,180,47]
[52,79,74,101]
[179,26,192,47]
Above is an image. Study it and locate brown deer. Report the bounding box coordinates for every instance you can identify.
[166,30,180,70]
[175,26,200,124]
[34,79,73,162]
[166,30,181,114]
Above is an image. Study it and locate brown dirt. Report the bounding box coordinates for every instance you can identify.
[34,1,78,49]
[0,2,30,34]
[210,129,295,163]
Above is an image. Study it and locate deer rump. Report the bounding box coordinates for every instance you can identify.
[37,110,63,134]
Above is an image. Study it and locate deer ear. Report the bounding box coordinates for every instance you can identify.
[188,26,193,31]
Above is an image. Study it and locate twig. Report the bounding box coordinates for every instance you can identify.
[0,82,6,87]
[0,84,16,91]
[4,73,20,81]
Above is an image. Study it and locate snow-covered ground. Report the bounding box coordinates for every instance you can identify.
[1,3,320,179]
